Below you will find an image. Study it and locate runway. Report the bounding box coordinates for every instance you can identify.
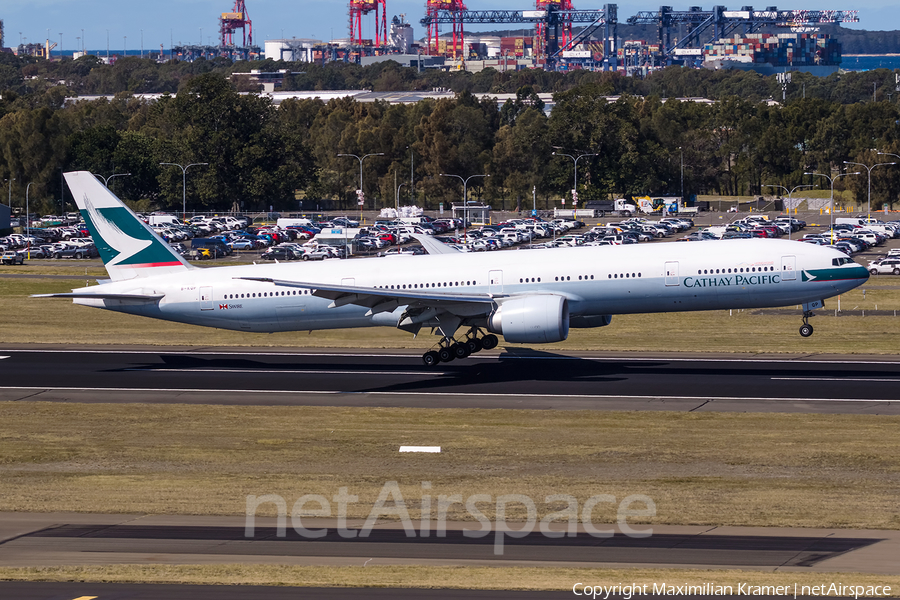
[1,347,900,413]
[2,512,898,599]
[1,512,897,577]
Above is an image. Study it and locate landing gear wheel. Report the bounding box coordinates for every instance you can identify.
[481,334,499,350]
[438,346,454,362]
[451,342,471,359]
[422,350,441,367]
[466,338,483,354]
[800,323,814,337]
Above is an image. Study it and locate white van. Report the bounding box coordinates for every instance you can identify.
[835,217,867,226]
[149,214,181,226]
[277,218,313,228]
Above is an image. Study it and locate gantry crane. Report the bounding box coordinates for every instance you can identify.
[421,4,617,69]
[535,0,574,58]
[425,0,468,57]
[626,6,858,63]
[350,0,389,47]
[220,0,253,47]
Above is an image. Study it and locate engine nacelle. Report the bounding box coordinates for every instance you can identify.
[488,295,569,344]
[570,314,612,328]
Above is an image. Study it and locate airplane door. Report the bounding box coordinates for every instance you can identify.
[489,270,503,295]
[200,286,214,311]
[665,261,679,286]
[781,255,797,281]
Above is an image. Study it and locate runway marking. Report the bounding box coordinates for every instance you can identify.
[124,368,442,376]
[773,377,900,382]
[6,349,900,365]
[0,386,894,403]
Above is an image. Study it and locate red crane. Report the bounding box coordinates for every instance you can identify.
[220,0,253,47]
[534,0,573,57]
[425,0,467,57]
[349,0,388,48]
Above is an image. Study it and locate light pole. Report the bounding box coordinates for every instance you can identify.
[552,150,596,216]
[804,171,861,242]
[396,182,407,215]
[25,182,34,258]
[93,172,131,188]
[762,184,812,239]
[160,162,208,221]
[680,146,684,201]
[440,173,489,241]
[877,152,900,215]
[338,152,384,220]
[408,146,414,208]
[844,160,895,222]
[4,178,14,207]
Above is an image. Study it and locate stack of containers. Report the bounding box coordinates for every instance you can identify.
[500,36,532,57]
[702,32,840,66]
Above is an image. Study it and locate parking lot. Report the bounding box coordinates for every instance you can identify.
[4,210,900,274]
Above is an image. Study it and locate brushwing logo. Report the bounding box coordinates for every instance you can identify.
[82,194,151,267]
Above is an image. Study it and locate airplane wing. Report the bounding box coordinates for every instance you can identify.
[235,276,495,314]
[412,234,461,255]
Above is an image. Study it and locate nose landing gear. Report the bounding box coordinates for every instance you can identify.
[421,328,499,366]
[799,310,815,337]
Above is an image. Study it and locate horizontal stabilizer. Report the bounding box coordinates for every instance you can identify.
[32,292,165,301]
[412,234,461,255]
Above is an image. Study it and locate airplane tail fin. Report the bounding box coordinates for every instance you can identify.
[64,171,194,281]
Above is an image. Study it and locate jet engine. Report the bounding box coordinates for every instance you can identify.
[569,314,612,328]
[488,295,569,344]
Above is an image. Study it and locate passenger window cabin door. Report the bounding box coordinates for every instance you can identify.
[489,270,503,295]
[781,255,797,281]
[665,261,679,286]
[200,286,214,311]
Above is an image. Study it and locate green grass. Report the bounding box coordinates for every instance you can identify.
[1,403,898,529]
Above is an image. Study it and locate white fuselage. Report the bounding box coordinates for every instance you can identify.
[70,238,867,335]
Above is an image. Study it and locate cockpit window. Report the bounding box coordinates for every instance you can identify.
[832,257,854,266]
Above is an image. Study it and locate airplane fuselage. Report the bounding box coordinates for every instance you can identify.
[70,238,868,334]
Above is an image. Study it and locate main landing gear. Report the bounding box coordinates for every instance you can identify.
[422,328,499,366]
[799,310,815,337]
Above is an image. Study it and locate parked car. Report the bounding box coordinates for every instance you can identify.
[867,258,900,275]
[52,245,97,259]
[261,247,298,261]
[1,251,24,265]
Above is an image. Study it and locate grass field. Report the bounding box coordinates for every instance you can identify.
[2,403,898,529]
[1,565,898,593]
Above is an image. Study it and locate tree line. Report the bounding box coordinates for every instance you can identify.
[1,61,900,215]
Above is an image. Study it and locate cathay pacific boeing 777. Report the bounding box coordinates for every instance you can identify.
[38,171,869,365]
